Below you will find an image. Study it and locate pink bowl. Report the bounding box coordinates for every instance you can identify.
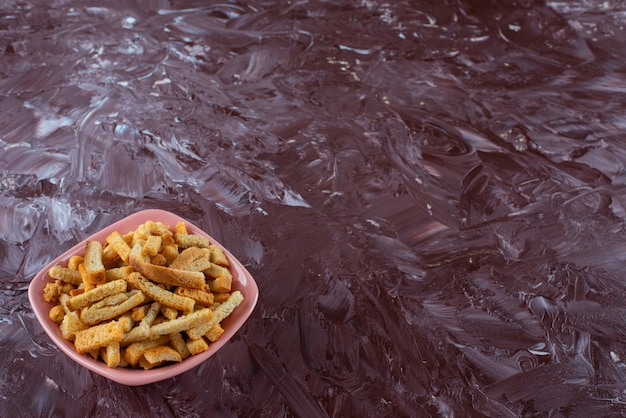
[28,209,259,386]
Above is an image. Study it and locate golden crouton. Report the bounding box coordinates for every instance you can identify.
[103,342,121,368]
[141,263,206,290]
[43,280,64,304]
[131,305,149,322]
[117,313,134,333]
[141,302,161,327]
[175,221,187,235]
[84,240,106,287]
[160,305,178,320]
[169,247,210,271]
[142,234,162,257]
[187,313,216,340]
[140,346,182,369]
[80,290,147,325]
[74,320,124,354]
[150,254,169,266]
[66,279,127,311]
[210,291,244,325]
[186,337,209,355]
[175,287,214,307]
[205,323,224,342]
[147,308,212,339]
[169,333,191,360]
[161,245,179,263]
[48,304,65,324]
[102,244,122,269]
[120,324,150,347]
[124,335,170,366]
[208,245,230,267]
[213,293,230,303]
[67,255,84,271]
[208,276,232,293]
[70,287,84,297]
[175,233,210,249]
[204,263,233,281]
[129,244,206,289]
[105,266,134,282]
[48,266,83,286]
[60,312,89,341]
[126,272,195,313]
[105,231,132,264]
[58,295,89,341]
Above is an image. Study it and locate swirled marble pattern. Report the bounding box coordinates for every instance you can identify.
[2,0,626,416]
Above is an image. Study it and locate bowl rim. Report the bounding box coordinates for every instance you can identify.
[28,208,259,386]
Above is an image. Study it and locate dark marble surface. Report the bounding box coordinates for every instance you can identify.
[2,0,626,416]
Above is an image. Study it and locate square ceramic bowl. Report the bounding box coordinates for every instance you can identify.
[28,209,259,386]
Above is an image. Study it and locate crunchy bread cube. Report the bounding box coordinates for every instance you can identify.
[80,290,147,325]
[102,244,122,269]
[126,272,195,313]
[204,263,232,281]
[175,287,214,307]
[142,234,162,257]
[169,247,210,271]
[103,342,121,368]
[169,333,191,360]
[120,324,150,347]
[160,305,178,320]
[205,323,224,342]
[208,276,232,293]
[48,266,83,286]
[105,266,134,282]
[186,337,209,355]
[147,308,212,339]
[129,243,206,289]
[106,231,132,264]
[84,240,106,287]
[66,279,127,311]
[141,302,161,327]
[210,291,244,325]
[131,305,149,322]
[140,346,182,369]
[175,221,188,235]
[187,312,216,340]
[49,304,66,324]
[175,233,210,249]
[117,313,134,333]
[74,320,124,354]
[213,293,230,303]
[67,255,84,271]
[59,311,89,341]
[150,254,168,266]
[44,280,64,304]
[208,245,230,267]
[161,245,179,263]
[125,335,170,366]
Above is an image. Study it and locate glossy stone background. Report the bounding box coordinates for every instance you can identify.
[2,0,626,416]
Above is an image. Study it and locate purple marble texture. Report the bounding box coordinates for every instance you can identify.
[2,0,626,416]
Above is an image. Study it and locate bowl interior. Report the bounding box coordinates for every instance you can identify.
[28,209,259,386]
